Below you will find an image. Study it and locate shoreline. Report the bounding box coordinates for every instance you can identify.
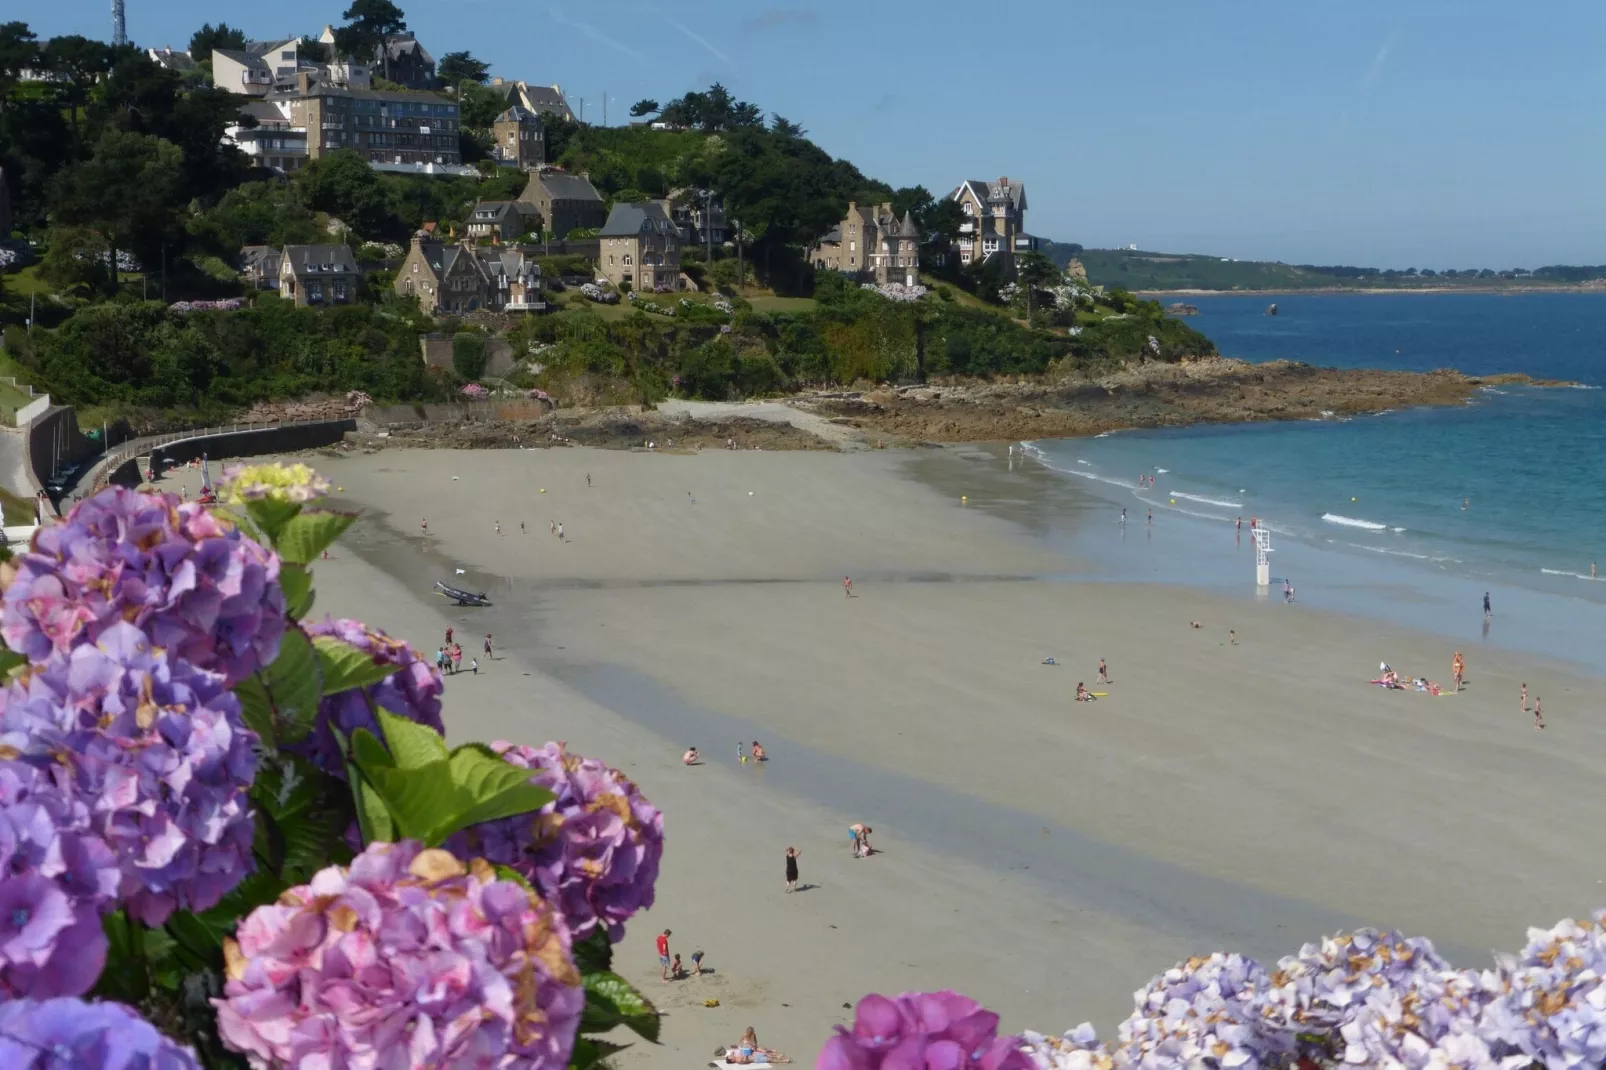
[1134,285,1606,297]
[160,449,1606,1060]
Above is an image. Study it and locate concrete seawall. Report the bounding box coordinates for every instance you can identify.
[91,419,358,491]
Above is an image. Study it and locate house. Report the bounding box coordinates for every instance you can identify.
[210,48,276,96]
[227,100,309,172]
[807,201,920,287]
[491,107,545,170]
[598,202,683,292]
[239,245,283,289]
[516,170,605,240]
[394,236,544,314]
[278,244,359,306]
[146,47,196,73]
[947,177,1036,269]
[464,200,541,241]
[213,39,369,98]
[280,74,461,168]
[490,79,574,123]
[658,189,727,249]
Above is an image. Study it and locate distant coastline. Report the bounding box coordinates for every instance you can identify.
[1134,284,1606,297]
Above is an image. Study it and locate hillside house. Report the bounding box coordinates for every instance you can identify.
[464,201,542,241]
[517,170,605,239]
[947,177,1037,269]
[598,202,683,291]
[491,106,545,169]
[279,244,359,306]
[394,236,544,314]
[807,201,920,286]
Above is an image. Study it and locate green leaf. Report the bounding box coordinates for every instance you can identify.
[493,864,535,893]
[0,647,26,679]
[276,511,357,565]
[355,777,395,844]
[232,677,277,749]
[570,1038,632,1070]
[441,758,554,841]
[259,628,322,743]
[360,760,461,843]
[350,727,395,771]
[313,634,402,696]
[375,707,449,770]
[572,928,613,975]
[280,563,315,619]
[246,498,304,540]
[582,972,661,1043]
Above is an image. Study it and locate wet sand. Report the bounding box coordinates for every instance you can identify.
[166,447,1606,1063]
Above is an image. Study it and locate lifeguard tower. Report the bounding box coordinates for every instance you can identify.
[1253,526,1272,587]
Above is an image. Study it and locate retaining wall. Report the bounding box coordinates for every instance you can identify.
[15,395,49,426]
[28,406,97,493]
[89,419,358,492]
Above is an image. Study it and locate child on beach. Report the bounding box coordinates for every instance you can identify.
[692,950,704,975]
[484,634,494,659]
[1534,697,1545,730]
[670,953,683,979]
[683,747,700,765]
[1452,652,1464,692]
[1520,682,1528,713]
[1098,658,1110,684]
[471,658,479,674]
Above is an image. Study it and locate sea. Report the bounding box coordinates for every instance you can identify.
[1022,292,1606,669]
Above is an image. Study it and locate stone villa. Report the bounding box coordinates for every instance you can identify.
[948,177,1037,268]
[807,202,920,286]
[598,202,682,291]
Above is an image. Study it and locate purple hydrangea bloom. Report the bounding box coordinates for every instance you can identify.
[1,486,284,686]
[294,617,444,777]
[1337,966,1510,1069]
[1114,953,1291,1070]
[1476,911,1606,1067]
[0,996,201,1070]
[1260,929,1451,1040]
[0,623,257,926]
[817,991,1033,1070]
[447,741,663,942]
[214,840,584,1070]
[1020,1025,1112,1070]
[0,761,119,997]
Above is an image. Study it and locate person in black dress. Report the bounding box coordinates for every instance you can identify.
[784,846,801,892]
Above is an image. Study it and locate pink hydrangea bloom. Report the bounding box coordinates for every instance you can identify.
[1,487,284,686]
[447,741,663,942]
[818,991,1032,1070]
[215,840,584,1070]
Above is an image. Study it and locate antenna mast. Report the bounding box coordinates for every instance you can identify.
[112,0,127,46]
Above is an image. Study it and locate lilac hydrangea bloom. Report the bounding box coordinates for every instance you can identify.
[447,740,663,942]
[1,486,284,686]
[1475,911,1606,1067]
[214,840,584,1070]
[1259,928,1451,1040]
[0,623,257,926]
[1020,1025,1112,1070]
[0,761,119,997]
[817,991,1033,1070]
[294,617,444,777]
[1338,966,1511,1069]
[1113,953,1291,1070]
[0,996,202,1070]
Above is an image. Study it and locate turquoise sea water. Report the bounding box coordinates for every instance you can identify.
[1026,292,1606,668]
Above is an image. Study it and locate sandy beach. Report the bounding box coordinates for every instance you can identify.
[164,446,1606,1063]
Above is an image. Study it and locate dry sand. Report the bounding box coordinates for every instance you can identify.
[166,447,1606,1064]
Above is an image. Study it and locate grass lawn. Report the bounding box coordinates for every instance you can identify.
[746,295,817,314]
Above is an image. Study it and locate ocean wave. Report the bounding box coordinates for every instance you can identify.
[1077,459,1090,465]
[1354,544,1432,561]
[1021,444,1137,490]
[1322,513,1392,532]
[1541,568,1597,580]
[1168,490,1244,509]
[1566,383,1602,390]
[1155,468,1170,473]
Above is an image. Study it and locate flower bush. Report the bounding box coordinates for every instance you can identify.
[0,996,201,1070]
[447,741,663,942]
[819,991,1031,1070]
[219,463,330,505]
[578,283,618,304]
[169,299,243,313]
[215,841,583,1070]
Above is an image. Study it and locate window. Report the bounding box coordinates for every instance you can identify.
[281,50,295,60]
[849,241,856,252]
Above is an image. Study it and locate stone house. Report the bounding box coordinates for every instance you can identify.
[947,177,1037,269]
[491,79,575,122]
[807,201,920,286]
[394,236,544,314]
[280,76,460,168]
[598,202,682,291]
[491,106,545,169]
[279,244,359,306]
[658,188,727,249]
[240,245,283,289]
[316,26,435,89]
[464,201,541,241]
[516,170,605,240]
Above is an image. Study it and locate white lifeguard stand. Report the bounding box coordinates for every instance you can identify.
[1253,526,1272,587]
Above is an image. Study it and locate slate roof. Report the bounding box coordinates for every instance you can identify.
[498,82,574,122]
[897,212,919,238]
[240,245,281,272]
[213,49,269,72]
[525,172,602,203]
[600,201,676,238]
[281,244,358,276]
[495,106,540,124]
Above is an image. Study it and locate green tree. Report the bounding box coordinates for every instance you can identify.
[296,149,397,239]
[628,98,659,118]
[1015,250,1058,319]
[769,114,805,138]
[451,332,487,379]
[50,129,184,292]
[455,80,504,129]
[0,21,39,108]
[334,0,406,75]
[438,51,489,84]
[187,22,245,63]
[40,35,113,137]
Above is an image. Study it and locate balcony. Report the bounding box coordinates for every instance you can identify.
[958,222,974,234]
[506,300,547,312]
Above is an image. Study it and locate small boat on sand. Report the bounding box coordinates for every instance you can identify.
[434,581,491,607]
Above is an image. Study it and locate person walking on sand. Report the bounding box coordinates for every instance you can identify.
[1452,652,1464,692]
[1236,516,1242,534]
[470,657,478,675]
[446,627,453,646]
[586,473,592,487]
[556,522,565,542]
[520,521,526,535]
[656,930,672,982]
[1534,696,1546,730]
[1098,658,1110,684]
[495,521,502,536]
[843,576,854,598]
[1229,629,1238,645]
[484,634,494,660]
[421,517,428,535]
[1120,508,1127,525]
[784,846,801,892]
[1520,682,1528,714]
[1484,592,1492,621]
[736,741,746,764]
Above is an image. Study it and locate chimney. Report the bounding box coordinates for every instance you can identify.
[296,71,313,94]
[491,76,504,85]
[999,176,1009,185]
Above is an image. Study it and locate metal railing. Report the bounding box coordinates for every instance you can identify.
[86,417,357,492]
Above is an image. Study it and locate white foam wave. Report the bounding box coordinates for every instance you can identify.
[1322,513,1389,531]
[1169,490,1243,509]
[1155,468,1169,473]
[1355,544,1432,561]
[1021,444,1136,491]
[1541,568,1596,580]
[1566,383,1601,390]
[1077,459,1090,466]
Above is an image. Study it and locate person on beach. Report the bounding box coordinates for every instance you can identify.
[436,647,449,674]
[549,520,556,536]
[691,950,704,975]
[1120,508,1126,525]
[1283,579,1295,603]
[683,747,700,765]
[1147,509,1153,525]
[1236,516,1242,533]
[1484,592,1492,620]
[556,522,565,541]
[736,741,746,764]
[656,930,672,982]
[520,521,526,534]
[1229,629,1238,645]
[784,846,801,892]
[849,823,870,858]
[484,634,494,659]
[1520,682,1528,714]
[586,473,592,487]
[688,491,696,505]
[471,657,479,675]
[450,644,462,674]
[751,741,767,762]
[844,576,854,598]
[1534,697,1546,730]
[446,627,453,646]
[1076,682,1094,702]
[495,521,501,536]
[670,953,683,979]
[1098,658,1110,684]
[421,517,428,535]
[1452,652,1464,692]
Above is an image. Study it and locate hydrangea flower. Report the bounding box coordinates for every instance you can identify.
[1113,953,1290,1070]
[1,486,284,685]
[447,741,663,942]
[0,623,257,926]
[1475,911,1606,1067]
[219,462,331,505]
[295,618,445,778]
[1338,966,1511,1069]
[1020,1025,1112,1070]
[214,840,584,1070]
[0,760,119,997]
[817,991,1032,1070]
[0,996,202,1070]
[1260,929,1451,1038]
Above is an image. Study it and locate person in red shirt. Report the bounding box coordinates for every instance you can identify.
[656,929,672,981]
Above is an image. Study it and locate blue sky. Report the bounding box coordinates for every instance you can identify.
[36,0,1606,267]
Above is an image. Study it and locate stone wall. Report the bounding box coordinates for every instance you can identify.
[420,336,517,377]
[145,421,358,469]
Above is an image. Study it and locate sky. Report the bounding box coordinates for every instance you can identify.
[31,0,1606,267]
